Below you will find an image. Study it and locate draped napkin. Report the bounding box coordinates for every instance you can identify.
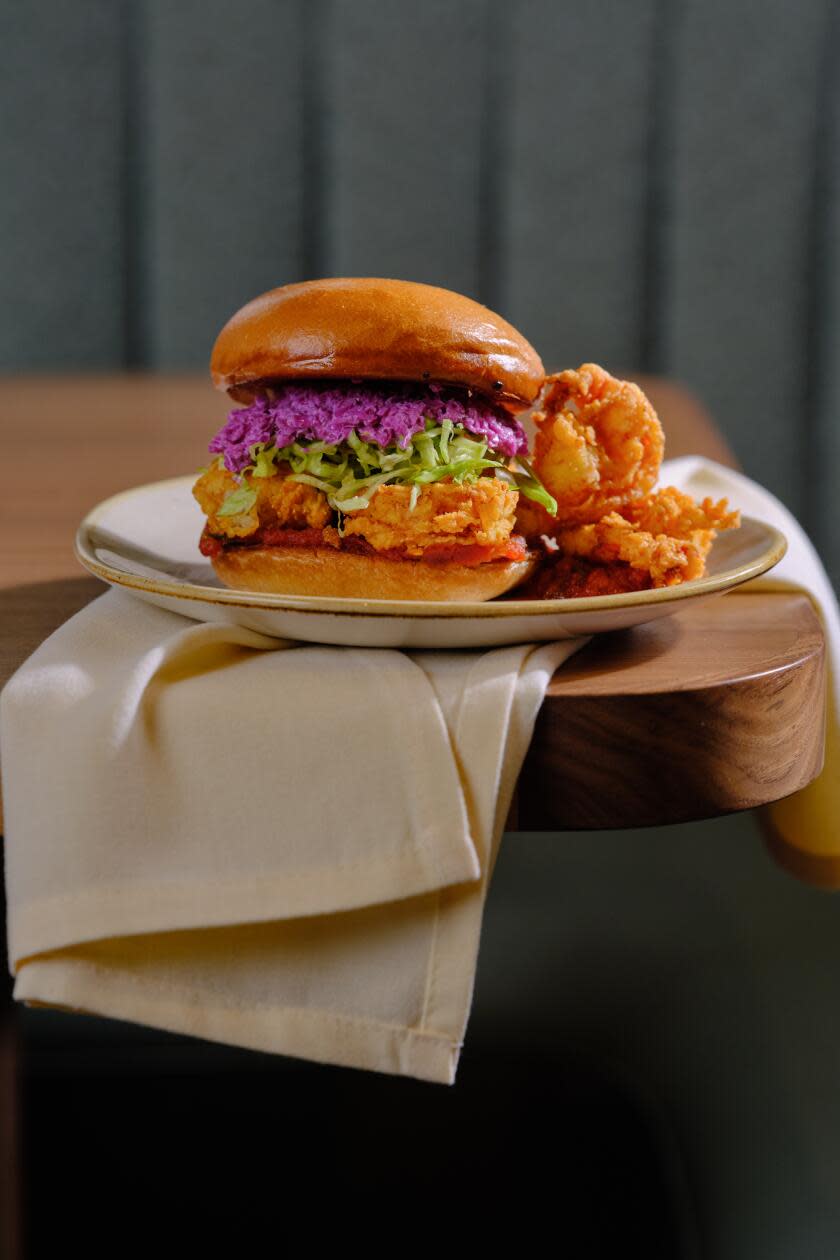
[1,593,584,1084]
[665,457,840,886]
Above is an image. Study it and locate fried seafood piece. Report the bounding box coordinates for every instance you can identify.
[619,486,740,537]
[193,462,332,538]
[516,554,653,599]
[556,513,706,586]
[342,477,518,557]
[529,363,664,526]
[554,488,740,588]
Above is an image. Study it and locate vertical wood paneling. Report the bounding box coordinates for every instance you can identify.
[500,0,658,370]
[0,2,123,368]
[143,0,307,367]
[326,0,487,300]
[661,0,829,510]
[0,0,837,601]
[812,8,840,591]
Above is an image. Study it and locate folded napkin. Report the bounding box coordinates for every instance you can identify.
[1,592,584,1083]
[664,457,840,886]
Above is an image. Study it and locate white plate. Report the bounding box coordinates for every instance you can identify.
[75,476,787,648]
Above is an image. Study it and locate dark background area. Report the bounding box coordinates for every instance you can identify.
[4,2,840,1257]
[14,821,840,1258]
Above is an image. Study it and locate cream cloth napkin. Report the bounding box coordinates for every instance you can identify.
[664,456,840,883]
[2,592,583,1084]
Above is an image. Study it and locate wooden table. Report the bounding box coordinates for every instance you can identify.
[0,374,826,834]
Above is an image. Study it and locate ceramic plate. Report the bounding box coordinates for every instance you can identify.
[75,476,787,648]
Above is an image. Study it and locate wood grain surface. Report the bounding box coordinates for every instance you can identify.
[0,374,825,833]
[519,593,825,829]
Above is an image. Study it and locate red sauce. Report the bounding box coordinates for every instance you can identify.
[200,525,528,568]
[199,529,224,558]
[258,526,338,549]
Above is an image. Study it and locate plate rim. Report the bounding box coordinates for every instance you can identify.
[75,475,788,621]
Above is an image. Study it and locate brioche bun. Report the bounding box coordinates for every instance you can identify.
[210,277,545,408]
[210,543,537,603]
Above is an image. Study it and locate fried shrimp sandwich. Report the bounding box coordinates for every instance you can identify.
[193,278,557,601]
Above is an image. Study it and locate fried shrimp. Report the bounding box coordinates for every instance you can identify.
[552,487,740,588]
[517,555,654,600]
[513,364,741,595]
[555,513,707,586]
[530,363,664,526]
[619,486,740,538]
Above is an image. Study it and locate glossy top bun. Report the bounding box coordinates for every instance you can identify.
[210,278,545,409]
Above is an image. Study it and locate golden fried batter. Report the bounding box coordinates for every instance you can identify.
[517,555,653,600]
[554,488,740,587]
[556,513,706,586]
[342,478,518,556]
[193,463,331,538]
[259,471,332,530]
[620,486,740,537]
[531,363,664,526]
[518,362,741,592]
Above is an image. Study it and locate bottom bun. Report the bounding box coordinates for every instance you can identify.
[211,543,537,601]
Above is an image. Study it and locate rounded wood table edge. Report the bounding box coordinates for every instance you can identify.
[517,592,826,830]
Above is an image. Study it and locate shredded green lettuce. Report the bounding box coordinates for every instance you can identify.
[217,421,557,518]
[504,454,558,514]
[216,484,257,516]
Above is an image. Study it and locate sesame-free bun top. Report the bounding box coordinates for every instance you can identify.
[210,278,545,409]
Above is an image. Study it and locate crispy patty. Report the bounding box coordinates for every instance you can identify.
[193,463,331,537]
[341,479,518,557]
[193,465,518,557]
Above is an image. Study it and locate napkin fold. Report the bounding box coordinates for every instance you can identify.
[1,592,583,1083]
[664,457,840,886]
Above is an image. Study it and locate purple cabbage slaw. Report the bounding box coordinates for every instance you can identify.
[209,380,527,473]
